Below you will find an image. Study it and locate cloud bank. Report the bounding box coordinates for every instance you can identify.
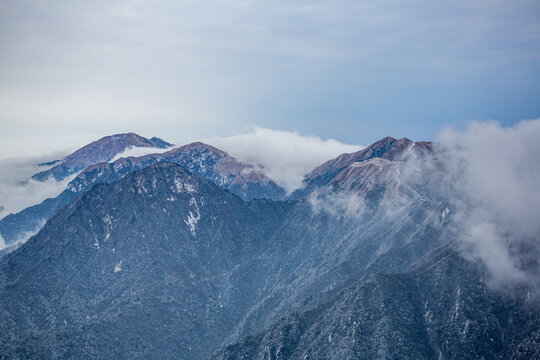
[309,189,367,219]
[0,154,72,219]
[0,143,175,222]
[203,127,363,192]
[438,119,540,287]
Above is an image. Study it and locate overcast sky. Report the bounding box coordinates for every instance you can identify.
[1,0,539,158]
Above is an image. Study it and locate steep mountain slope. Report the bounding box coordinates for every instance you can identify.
[1,136,538,359]
[208,138,539,359]
[213,248,539,360]
[292,136,433,198]
[0,163,290,359]
[212,142,445,341]
[0,142,285,246]
[31,133,171,181]
[220,181,445,344]
[212,273,437,360]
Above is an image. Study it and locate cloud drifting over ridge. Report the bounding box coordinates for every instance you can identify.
[109,146,174,163]
[438,119,540,287]
[0,154,72,219]
[203,127,363,192]
[298,118,540,289]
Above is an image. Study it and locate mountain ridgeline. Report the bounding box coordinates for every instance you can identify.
[0,135,538,359]
[32,133,172,182]
[0,139,285,246]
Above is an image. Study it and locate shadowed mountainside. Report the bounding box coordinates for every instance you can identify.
[0,137,538,359]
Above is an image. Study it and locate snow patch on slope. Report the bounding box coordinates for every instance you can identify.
[173,177,197,194]
[184,197,201,236]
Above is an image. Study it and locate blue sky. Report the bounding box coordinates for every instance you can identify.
[1,0,539,157]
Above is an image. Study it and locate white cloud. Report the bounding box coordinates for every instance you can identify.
[299,118,540,289]
[202,126,363,192]
[0,154,72,219]
[438,119,540,287]
[109,146,174,163]
[0,142,176,221]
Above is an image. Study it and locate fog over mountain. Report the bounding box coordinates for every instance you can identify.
[0,155,73,221]
[437,120,540,289]
[0,134,170,220]
[2,0,538,357]
[0,129,363,247]
[203,126,364,193]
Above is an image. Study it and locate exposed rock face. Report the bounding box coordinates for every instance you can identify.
[513,330,540,360]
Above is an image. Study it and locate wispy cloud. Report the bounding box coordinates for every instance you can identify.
[438,119,540,287]
[308,188,367,219]
[301,118,540,289]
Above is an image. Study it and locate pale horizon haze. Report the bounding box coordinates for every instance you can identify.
[1,0,539,158]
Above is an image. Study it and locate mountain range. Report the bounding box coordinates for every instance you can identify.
[0,133,538,359]
[0,135,285,247]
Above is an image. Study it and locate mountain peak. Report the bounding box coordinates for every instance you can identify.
[0,141,287,246]
[291,136,432,198]
[31,133,172,181]
[125,162,201,196]
[78,132,171,153]
[165,141,229,157]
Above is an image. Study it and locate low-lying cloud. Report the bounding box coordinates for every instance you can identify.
[309,189,367,219]
[0,153,71,219]
[300,118,540,290]
[203,126,363,193]
[438,119,540,287]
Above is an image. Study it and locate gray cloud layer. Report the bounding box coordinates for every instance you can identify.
[2,0,539,156]
[0,127,360,228]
